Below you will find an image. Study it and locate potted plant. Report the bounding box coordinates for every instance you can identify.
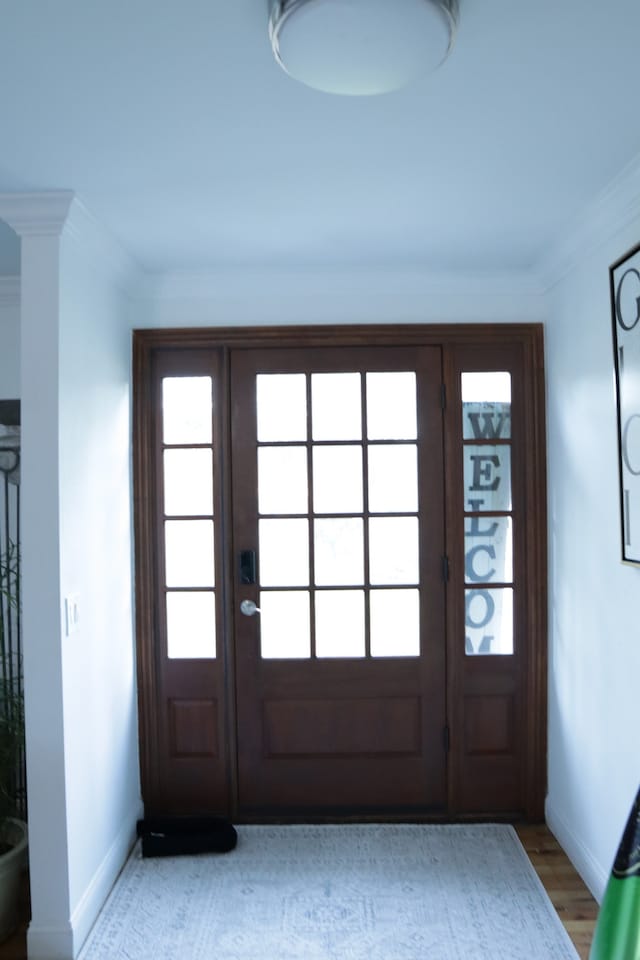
[0,542,27,942]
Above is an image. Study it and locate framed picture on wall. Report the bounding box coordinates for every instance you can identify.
[610,242,640,565]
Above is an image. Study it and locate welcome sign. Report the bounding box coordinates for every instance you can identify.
[463,397,513,656]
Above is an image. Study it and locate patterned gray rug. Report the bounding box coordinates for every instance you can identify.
[79,824,579,959]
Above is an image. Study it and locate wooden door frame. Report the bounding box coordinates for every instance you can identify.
[133,323,547,821]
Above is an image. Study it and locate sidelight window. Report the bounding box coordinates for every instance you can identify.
[462,372,514,656]
[161,376,217,659]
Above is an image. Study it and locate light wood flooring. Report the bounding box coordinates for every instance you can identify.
[0,824,598,959]
[516,824,599,959]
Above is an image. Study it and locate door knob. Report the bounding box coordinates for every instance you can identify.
[240,599,260,617]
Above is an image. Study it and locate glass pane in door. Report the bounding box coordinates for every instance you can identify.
[163,448,213,516]
[462,372,511,440]
[164,520,215,587]
[257,375,307,442]
[463,445,512,512]
[369,517,419,585]
[464,516,513,584]
[260,591,311,659]
[314,518,364,585]
[315,590,365,658]
[311,373,362,440]
[166,591,216,659]
[259,519,309,586]
[370,589,420,657]
[465,587,513,655]
[366,372,417,440]
[313,446,363,514]
[162,377,212,445]
[258,447,308,515]
[368,445,418,513]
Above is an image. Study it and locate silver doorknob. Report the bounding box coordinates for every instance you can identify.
[240,599,261,617]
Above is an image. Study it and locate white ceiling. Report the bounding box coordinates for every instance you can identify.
[1,0,639,276]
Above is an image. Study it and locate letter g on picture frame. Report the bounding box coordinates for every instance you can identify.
[610,241,640,565]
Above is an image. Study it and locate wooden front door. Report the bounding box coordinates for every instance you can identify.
[230,346,446,814]
[133,324,547,822]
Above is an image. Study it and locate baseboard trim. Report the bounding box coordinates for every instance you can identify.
[26,924,75,960]
[27,800,143,959]
[546,796,609,903]
[70,800,144,957]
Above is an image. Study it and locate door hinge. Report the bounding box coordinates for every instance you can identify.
[442,555,449,582]
[440,383,447,410]
[443,725,450,753]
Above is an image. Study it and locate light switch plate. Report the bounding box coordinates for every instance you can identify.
[65,594,80,636]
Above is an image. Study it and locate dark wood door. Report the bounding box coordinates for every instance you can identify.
[133,324,548,822]
[230,346,447,814]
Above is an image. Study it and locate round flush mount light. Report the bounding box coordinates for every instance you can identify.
[269,0,459,96]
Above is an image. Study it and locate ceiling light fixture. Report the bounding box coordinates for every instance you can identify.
[269,0,459,96]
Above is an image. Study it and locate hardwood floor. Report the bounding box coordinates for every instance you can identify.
[516,824,599,959]
[0,824,598,959]
[0,870,29,960]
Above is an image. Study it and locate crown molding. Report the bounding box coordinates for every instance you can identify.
[0,191,75,237]
[136,266,547,327]
[538,151,640,291]
[0,192,143,295]
[139,266,545,302]
[0,276,20,308]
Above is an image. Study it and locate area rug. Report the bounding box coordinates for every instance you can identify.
[78,824,579,960]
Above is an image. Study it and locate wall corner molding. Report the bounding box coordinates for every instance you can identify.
[538,151,640,290]
[0,191,75,237]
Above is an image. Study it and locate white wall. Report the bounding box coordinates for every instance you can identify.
[544,172,640,901]
[55,218,141,955]
[0,280,20,398]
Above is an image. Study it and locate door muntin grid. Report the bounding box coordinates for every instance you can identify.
[256,371,421,660]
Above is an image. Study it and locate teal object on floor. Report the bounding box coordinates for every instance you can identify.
[590,786,640,960]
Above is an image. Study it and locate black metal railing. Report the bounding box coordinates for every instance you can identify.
[0,399,25,820]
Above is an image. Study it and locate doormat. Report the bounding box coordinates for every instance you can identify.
[78,824,579,960]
